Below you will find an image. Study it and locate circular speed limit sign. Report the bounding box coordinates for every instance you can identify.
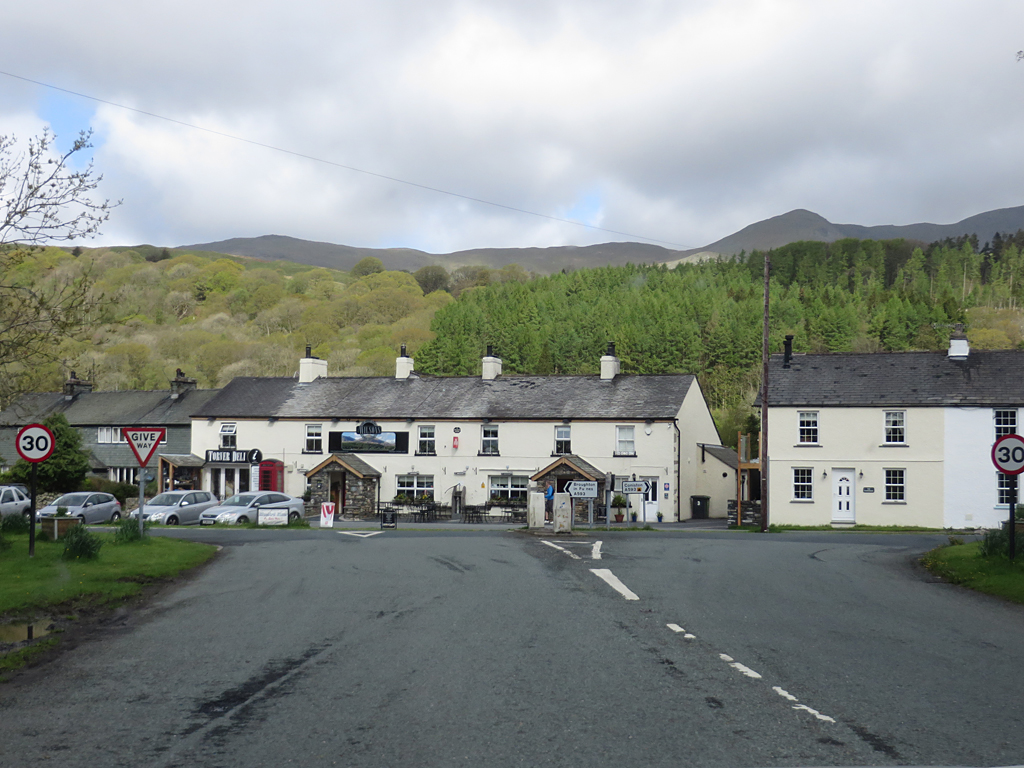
[992,433,1024,475]
[15,423,55,463]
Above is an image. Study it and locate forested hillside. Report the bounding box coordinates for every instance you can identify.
[6,235,1024,446]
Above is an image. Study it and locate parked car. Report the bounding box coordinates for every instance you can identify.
[128,490,219,525]
[38,493,122,524]
[199,492,304,525]
[0,485,31,517]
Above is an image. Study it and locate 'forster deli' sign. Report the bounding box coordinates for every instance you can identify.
[205,449,263,464]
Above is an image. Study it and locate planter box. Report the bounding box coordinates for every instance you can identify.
[45,517,81,539]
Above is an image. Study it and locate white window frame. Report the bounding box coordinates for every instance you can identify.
[220,422,237,449]
[489,475,528,502]
[305,423,323,453]
[615,426,636,456]
[554,425,571,455]
[481,424,499,456]
[396,474,434,500]
[798,411,819,444]
[792,467,813,500]
[995,409,1018,438]
[884,468,906,502]
[418,425,436,455]
[884,411,906,444]
[998,472,1017,507]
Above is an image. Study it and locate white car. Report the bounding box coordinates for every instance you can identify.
[0,485,31,517]
[128,490,219,525]
[199,492,304,525]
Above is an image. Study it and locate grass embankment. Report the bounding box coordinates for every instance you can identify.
[922,541,1024,604]
[766,524,950,533]
[0,533,217,615]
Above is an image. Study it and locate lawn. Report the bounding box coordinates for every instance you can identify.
[921,541,1024,604]
[0,533,217,615]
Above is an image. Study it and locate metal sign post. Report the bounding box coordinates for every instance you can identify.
[992,434,1024,560]
[122,428,167,537]
[16,423,55,558]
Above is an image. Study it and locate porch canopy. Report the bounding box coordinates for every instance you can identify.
[305,454,382,519]
[157,453,205,493]
[532,455,608,520]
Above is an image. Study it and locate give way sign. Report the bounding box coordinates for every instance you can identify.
[122,427,167,467]
[992,433,1024,475]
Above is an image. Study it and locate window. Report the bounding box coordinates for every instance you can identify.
[884,411,905,444]
[397,474,434,500]
[798,412,818,444]
[305,424,322,453]
[489,475,528,501]
[885,469,905,501]
[615,426,636,456]
[220,423,237,448]
[481,425,499,455]
[554,425,571,455]
[98,427,128,444]
[793,468,813,499]
[998,473,1017,506]
[995,409,1018,438]
[418,425,436,455]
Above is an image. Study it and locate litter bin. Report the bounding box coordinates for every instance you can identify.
[690,495,710,519]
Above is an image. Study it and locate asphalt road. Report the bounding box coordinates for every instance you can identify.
[2,528,1023,767]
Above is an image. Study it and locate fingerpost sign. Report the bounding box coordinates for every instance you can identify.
[16,423,55,558]
[122,428,167,537]
[992,434,1024,560]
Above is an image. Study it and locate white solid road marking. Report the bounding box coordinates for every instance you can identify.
[667,623,685,633]
[592,541,603,560]
[719,653,762,679]
[684,633,696,639]
[338,531,383,538]
[772,686,836,723]
[541,540,581,559]
[589,569,640,600]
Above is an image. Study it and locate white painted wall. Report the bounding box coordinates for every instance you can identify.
[676,379,725,519]
[944,407,1016,529]
[768,406,945,527]
[694,450,736,518]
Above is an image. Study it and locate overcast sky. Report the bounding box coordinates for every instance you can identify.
[4,1,1024,254]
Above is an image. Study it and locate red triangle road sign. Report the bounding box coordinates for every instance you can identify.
[122,427,167,467]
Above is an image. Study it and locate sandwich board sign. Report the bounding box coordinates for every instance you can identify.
[122,428,167,467]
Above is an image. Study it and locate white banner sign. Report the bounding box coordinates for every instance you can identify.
[258,507,289,526]
[320,502,336,529]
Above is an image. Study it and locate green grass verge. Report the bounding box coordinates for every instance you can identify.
[0,636,60,675]
[922,541,1024,604]
[0,532,217,615]
[768,524,951,533]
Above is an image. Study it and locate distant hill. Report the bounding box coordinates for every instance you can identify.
[179,204,1024,273]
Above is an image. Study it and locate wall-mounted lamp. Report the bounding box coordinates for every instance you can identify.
[858,470,864,479]
[822,470,828,479]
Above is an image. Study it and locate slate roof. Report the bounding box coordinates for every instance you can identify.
[0,388,220,426]
[767,350,1024,407]
[700,444,739,470]
[192,375,697,421]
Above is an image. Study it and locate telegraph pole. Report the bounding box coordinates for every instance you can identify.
[760,252,770,533]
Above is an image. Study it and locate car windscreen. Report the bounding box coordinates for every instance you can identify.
[222,494,258,507]
[54,493,91,506]
[149,494,181,506]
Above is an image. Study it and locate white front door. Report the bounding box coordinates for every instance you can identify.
[641,476,659,521]
[832,469,855,524]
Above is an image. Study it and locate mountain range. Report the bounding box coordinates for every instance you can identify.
[181,204,1024,274]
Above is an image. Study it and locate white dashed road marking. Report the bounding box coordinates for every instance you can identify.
[773,687,836,722]
[338,531,383,538]
[592,541,603,560]
[719,654,762,679]
[589,569,640,600]
[541,540,581,559]
[667,623,685,633]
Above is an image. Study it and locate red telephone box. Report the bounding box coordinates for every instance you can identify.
[258,459,284,491]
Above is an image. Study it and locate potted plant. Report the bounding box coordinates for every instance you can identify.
[631,510,638,523]
[612,494,627,523]
[49,506,80,539]
[657,511,664,523]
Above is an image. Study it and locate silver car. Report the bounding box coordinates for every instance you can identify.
[38,492,122,524]
[0,485,31,517]
[128,490,219,526]
[199,492,304,525]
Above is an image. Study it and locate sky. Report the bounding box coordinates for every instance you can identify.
[3,1,1024,254]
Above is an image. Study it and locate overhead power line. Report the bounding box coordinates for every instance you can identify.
[0,70,693,249]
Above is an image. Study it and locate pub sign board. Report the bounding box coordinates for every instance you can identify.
[380,508,398,529]
[206,449,263,463]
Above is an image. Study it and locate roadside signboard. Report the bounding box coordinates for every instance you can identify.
[381,508,398,529]
[566,481,598,498]
[122,428,167,468]
[992,434,1024,475]
[621,481,651,495]
[321,502,336,529]
[257,507,289,526]
[15,423,55,463]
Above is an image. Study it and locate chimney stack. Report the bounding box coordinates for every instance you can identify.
[482,345,502,380]
[170,368,198,399]
[783,335,794,368]
[948,325,969,361]
[63,371,93,400]
[396,343,415,379]
[298,349,328,383]
[600,341,620,381]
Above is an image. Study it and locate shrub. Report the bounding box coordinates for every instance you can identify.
[1,513,31,535]
[55,506,68,517]
[612,494,627,508]
[113,515,146,544]
[61,524,102,560]
[978,527,1024,558]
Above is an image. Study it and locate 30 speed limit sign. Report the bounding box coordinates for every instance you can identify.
[992,434,1024,475]
[16,423,55,463]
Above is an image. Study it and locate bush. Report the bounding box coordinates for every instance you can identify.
[113,515,146,544]
[1,513,31,535]
[612,494,627,508]
[61,524,102,560]
[978,527,1024,558]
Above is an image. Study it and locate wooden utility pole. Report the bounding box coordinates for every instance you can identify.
[760,252,770,533]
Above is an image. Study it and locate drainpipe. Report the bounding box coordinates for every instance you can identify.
[674,419,681,522]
